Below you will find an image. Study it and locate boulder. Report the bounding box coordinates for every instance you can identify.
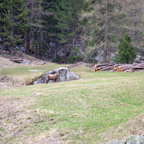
[126,135,144,144]
[135,54,144,63]
[110,140,126,144]
[94,50,117,63]
[109,135,144,144]
[135,55,142,63]
[33,67,79,85]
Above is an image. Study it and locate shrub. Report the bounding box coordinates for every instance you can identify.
[68,46,83,64]
[117,34,136,64]
[53,56,62,63]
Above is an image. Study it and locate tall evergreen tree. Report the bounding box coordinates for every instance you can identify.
[54,0,85,45]
[83,0,125,62]
[0,0,28,53]
[43,0,85,60]
[42,0,59,59]
[118,34,136,64]
[122,0,144,51]
[25,0,44,57]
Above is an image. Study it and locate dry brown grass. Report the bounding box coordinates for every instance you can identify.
[0,56,20,70]
[101,113,144,143]
[0,92,65,144]
[0,93,40,143]
[0,76,25,89]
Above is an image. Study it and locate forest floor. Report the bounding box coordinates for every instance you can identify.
[0,57,144,144]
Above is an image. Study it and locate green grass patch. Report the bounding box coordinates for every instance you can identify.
[0,63,68,82]
[0,67,144,143]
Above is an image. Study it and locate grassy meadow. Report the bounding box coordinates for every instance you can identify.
[0,64,144,144]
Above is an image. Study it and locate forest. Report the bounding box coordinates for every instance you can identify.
[0,0,144,63]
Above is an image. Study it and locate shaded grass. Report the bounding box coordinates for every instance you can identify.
[0,67,144,143]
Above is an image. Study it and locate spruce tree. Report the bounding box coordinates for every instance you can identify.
[43,0,85,59]
[118,34,136,64]
[83,0,125,62]
[54,0,85,44]
[0,0,28,53]
[0,0,11,51]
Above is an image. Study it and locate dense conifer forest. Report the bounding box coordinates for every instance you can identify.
[0,0,144,63]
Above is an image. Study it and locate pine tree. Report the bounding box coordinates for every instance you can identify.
[83,0,125,62]
[118,34,136,64]
[25,0,45,57]
[0,0,13,51]
[54,0,85,45]
[43,0,85,60]
[0,0,28,53]
[42,0,59,58]
[122,0,144,51]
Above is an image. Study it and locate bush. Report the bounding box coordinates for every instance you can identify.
[88,40,95,47]
[68,46,83,64]
[117,34,136,64]
[53,56,62,63]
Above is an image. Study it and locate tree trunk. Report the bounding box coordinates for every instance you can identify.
[10,12,14,54]
[104,0,109,63]
[132,9,137,41]
[25,28,30,54]
[38,0,42,58]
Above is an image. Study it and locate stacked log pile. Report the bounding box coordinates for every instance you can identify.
[91,63,144,72]
[91,63,114,72]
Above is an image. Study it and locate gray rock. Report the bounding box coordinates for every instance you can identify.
[66,71,79,81]
[94,49,104,63]
[33,67,79,85]
[126,135,144,144]
[110,140,126,144]
[54,67,69,82]
[22,59,31,64]
[110,135,144,144]
[135,54,144,63]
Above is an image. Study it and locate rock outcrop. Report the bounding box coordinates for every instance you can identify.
[33,67,79,85]
[110,135,144,144]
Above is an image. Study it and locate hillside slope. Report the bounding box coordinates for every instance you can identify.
[0,65,144,143]
[0,56,20,70]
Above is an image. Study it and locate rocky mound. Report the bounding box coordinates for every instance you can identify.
[33,67,79,85]
[110,135,144,144]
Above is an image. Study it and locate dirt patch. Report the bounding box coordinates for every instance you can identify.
[0,76,25,89]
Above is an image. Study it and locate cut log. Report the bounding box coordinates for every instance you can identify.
[124,69,134,73]
[0,50,9,55]
[96,63,114,67]
[132,66,144,70]
[101,66,114,71]
[10,59,24,63]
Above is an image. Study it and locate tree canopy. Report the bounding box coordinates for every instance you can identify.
[0,0,144,62]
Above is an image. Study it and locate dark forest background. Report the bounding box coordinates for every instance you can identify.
[0,0,144,63]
